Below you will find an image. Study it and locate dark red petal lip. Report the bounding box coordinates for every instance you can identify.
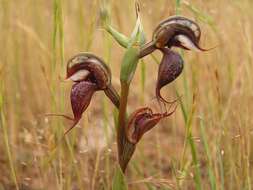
[62,81,97,135]
[45,80,97,135]
[71,81,97,120]
[156,48,184,103]
[127,106,177,144]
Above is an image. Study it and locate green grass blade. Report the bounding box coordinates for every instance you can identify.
[175,0,181,15]
[0,83,19,190]
[200,117,217,190]
[217,145,225,190]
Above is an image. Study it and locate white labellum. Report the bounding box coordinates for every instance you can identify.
[68,70,90,82]
[175,34,201,52]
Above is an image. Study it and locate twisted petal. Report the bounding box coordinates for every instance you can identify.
[71,81,97,120]
[59,81,97,135]
[156,49,184,103]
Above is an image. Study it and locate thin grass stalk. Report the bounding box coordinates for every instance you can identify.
[51,0,59,140]
[65,137,84,189]
[52,0,65,188]
[217,145,225,190]
[77,0,85,49]
[186,96,202,190]
[1,96,19,190]
[102,19,113,188]
[175,0,181,15]
[155,130,162,176]
[140,60,146,104]
[102,98,111,189]
[85,0,98,51]
[200,118,216,190]
[178,91,202,190]
[0,1,19,189]
[175,2,203,189]
[200,117,217,190]
[91,149,102,190]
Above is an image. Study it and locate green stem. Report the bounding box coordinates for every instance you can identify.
[117,82,136,172]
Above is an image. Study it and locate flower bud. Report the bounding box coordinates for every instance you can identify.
[156,48,184,103]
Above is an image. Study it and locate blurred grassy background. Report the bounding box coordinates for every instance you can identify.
[1,0,253,189]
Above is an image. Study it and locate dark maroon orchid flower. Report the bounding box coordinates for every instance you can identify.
[126,106,177,144]
[139,16,213,103]
[156,48,184,103]
[139,16,208,58]
[47,53,119,135]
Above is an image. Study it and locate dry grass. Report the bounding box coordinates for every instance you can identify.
[0,0,253,189]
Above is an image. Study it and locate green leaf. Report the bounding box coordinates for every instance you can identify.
[106,25,129,48]
[112,165,128,190]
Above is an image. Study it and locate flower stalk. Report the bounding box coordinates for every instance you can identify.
[117,82,135,172]
[118,43,140,171]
